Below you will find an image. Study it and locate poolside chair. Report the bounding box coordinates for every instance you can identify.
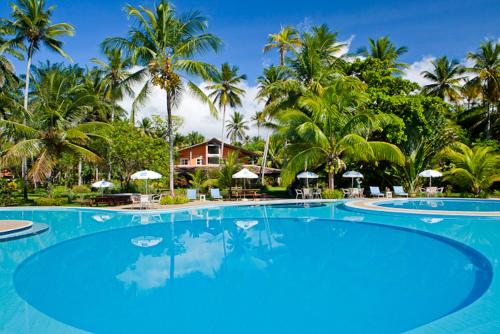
[313,188,322,199]
[187,189,197,201]
[436,187,444,197]
[210,188,223,201]
[140,194,151,209]
[341,188,351,198]
[393,186,408,197]
[369,186,385,198]
[295,188,304,199]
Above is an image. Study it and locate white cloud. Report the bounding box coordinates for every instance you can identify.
[118,70,264,139]
[402,56,436,86]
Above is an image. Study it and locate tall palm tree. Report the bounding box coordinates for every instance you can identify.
[251,110,264,137]
[421,56,465,102]
[206,62,246,161]
[226,111,249,144]
[466,40,500,137]
[263,25,301,66]
[103,1,221,195]
[277,77,403,189]
[91,47,136,122]
[0,64,108,183]
[0,26,24,89]
[4,0,74,199]
[441,142,499,195]
[358,36,408,72]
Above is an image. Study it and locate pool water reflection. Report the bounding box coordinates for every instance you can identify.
[14,217,491,333]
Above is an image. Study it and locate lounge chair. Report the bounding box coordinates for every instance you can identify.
[187,189,197,201]
[369,186,385,198]
[393,186,408,197]
[210,188,223,201]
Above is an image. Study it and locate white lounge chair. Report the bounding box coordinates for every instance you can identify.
[210,188,223,201]
[187,189,197,201]
[369,186,385,198]
[393,186,408,197]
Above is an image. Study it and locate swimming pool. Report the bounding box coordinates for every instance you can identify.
[376,198,500,212]
[1,201,500,333]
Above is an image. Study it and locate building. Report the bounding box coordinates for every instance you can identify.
[175,138,279,175]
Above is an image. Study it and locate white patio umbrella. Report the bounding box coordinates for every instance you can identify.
[91,180,113,195]
[131,170,162,194]
[418,169,442,187]
[297,171,318,187]
[233,168,258,188]
[342,171,363,188]
[233,168,258,200]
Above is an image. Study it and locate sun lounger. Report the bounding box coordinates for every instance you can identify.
[187,189,197,201]
[393,186,408,197]
[210,188,223,201]
[369,186,385,198]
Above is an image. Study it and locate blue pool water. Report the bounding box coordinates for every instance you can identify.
[1,201,500,333]
[376,199,500,212]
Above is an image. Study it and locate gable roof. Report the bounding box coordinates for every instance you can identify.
[178,138,260,157]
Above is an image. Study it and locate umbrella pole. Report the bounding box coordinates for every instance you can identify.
[351,178,354,188]
[429,177,431,187]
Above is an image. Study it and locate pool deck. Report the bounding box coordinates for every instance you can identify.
[0,220,33,234]
[345,198,500,216]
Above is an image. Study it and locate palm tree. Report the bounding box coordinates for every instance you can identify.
[277,77,404,189]
[421,56,465,102]
[4,0,74,199]
[138,117,155,137]
[0,64,108,183]
[251,111,264,137]
[466,40,500,137]
[103,1,221,196]
[358,36,408,72]
[91,47,136,122]
[226,111,249,144]
[441,142,499,195]
[0,26,24,89]
[206,62,246,161]
[263,25,301,66]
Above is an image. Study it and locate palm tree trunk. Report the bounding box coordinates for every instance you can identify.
[486,102,491,138]
[21,45,34,201]
[78,159,82,186]
[167,90,175,196]
[328,171,334,190]
[220,105,227,165]
[260,133,270,184]
[279,47,285,66]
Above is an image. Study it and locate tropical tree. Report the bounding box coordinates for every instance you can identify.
[4,0,74,198]
[466,40,500,138]
[441,142,499,195]
[357,36,408,72]
[0,26,23,89]
[421,56,465,102]
[0,64,108,183]
[91,47,136,122]
[226,111,249,144]
[263,25,301,66]
[277,78,404,189]
[103,0,221,195]
[206,62,246,161]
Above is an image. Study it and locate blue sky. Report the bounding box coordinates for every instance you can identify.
[1,0,499,83]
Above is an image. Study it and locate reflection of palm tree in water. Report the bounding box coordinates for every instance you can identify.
[167,221,186,284]
[226,228,252,255]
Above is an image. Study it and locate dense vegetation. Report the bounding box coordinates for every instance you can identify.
[0,0,498,205]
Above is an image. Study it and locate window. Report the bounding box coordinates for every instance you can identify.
[180,158,188,165]
[196,157,203,165]
[207,156,220,164]
[207,144,220,155]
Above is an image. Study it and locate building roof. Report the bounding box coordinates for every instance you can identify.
[178,138,260,157]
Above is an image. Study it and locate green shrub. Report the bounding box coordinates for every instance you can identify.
[34,197,67,206]
[322,189,343,199]
[160,195,189,205]
[72,185,91,200]
[50,186,70,198]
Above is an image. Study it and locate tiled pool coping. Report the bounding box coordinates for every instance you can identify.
[345,198,500,216]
